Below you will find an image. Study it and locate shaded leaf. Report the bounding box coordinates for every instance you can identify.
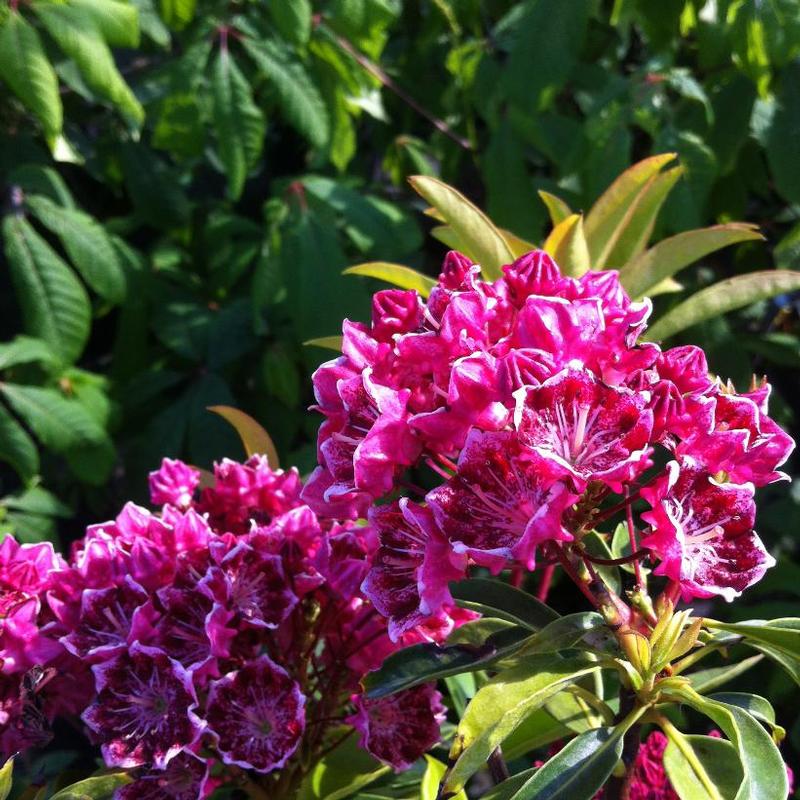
[304,336,344,351]
[0,403,39,481]
[687,654,763,694]
[207,405,279,467]
[48,771,133,800]
[450,578,559,631]
[267,0,312,46]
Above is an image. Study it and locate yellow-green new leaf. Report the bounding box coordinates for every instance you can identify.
[584,153,677,266]
[160,0,196,30]
[444,655,598,793]
[0,12,62,141]
[430,224,467,253]
[538,190,573,227]
[207,405,279,467]
[619,223,763,300]
[543,213,590,277]
[421,756,466,800]
[502,228,538,258]
[409,176,513,279]
[304,335,343,351]
[646,271,800,341]
[344,262,436,297]
[0,756,12,800]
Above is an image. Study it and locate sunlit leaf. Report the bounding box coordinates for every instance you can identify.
[538,190,573,227]
[304,336,344,351]
[663,732,741,800]
[344,262,435,296]
[543,213,590,277]
[207,405,279,467]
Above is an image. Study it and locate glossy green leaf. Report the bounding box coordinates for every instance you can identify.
[48,770,133,799]
[663,733,742,800]
[709,693,780,735]
[538,190,573,226]
[207,405,279,467]
[544,685,611,734]
[584,153,677,266]
[543,213,590,277]
[646,271,800,341]
[27,195,126,303]
[297,728,389,800]
[450,578,560,631]
[243,38,330,148]
[674,687,788,800]
[363,622,533,699]
[32,2,143,124]
[517,612,607,656]
[704,618,800,659]
[0,12,62,140]
[211,48,265,200]
[343,262,436,297]
[2,215,90,364]
[480,769,538,800]
[408,176,513,279]
[444,655,598,793]
[619,224,763,299]
[687,654,763,694]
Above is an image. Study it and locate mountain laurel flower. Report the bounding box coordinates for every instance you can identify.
[305,249,794,634]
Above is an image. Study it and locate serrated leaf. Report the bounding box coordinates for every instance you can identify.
[0,384,106,452]
[646,271,800,340]
[344,262,435,297]
[619,223,764,299]
[206,405,279,467]
[363,623,533,699]
[450,578,560,631]
[663,732,741,800]
[444,655,598,793]
[2,215,90,364]
[26,195,126,303]
[48,771,132,800]
[32,2,143,124]
[267,0,311,45]
[243,37,329,148]
[408,176,513,280]
[0,12,62,140]
[543,213,590,277]
[0,404,39,482]
[67,0,140,47]
[211,48,265,201]
[584,153,677,266]
[538,190,573,227]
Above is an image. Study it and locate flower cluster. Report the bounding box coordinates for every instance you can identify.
[306,250,794,636]
[1,537,92,759]
[2,456,447,797]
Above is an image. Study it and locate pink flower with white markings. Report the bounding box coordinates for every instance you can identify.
[148,458,201,509]
[114,751,212,800]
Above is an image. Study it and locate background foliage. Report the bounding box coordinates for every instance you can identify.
[1,0,799,790]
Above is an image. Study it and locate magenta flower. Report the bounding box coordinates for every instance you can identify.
[641,459,772,601]
[205,656,305,773]
[114,751,212,800]
[83,643,204,769]
[347,684,445,771]
[149,458,201,509]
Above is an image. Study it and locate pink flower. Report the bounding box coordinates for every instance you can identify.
[426,430,577,570]
[83,642,204,769]
[361,500,466,641]
[626,731,678,800]
[641,459,773,601]
[347,684,445,771]
[114,751,212,800]
[514,367,653,492]
[149,458,201,509]
[205,656,305,773]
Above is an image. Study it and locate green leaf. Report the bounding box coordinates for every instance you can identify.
[663,733,742,800]
[363,623,534,699]
[0,336,57,371]
[450,578,559,631]
[2,215,90,364]
[646,271,800,341]
[538,190,573,227]
[207,405,279,467]
[0,403,39,481]
[584,153,677,267]
[66,0,140,47]
[543,214,590,277]
[243,37,330,148]
[421,756,466,800]
[47,770,132,800]
[344,262,435,297]
[750,643,800,686]
[211,48,265,201]
[0,12,62,140]
[501,709,569,761]
[159,0,195,30]
[297,728,389,800]
[479,769,538,800]
[304,336,344,351]
[708,693,781,735]
[687,654,764,694]
[408,176,513,280]
[267,0,312,45]
[0,384,106,452]
[0,757,13,800]
[26,195,126,303]
[516,613,607,656]
[32,2,143,124]
[674,688,788,800]
[761,62,800,203]
[444,655,598,793]
[619,224,764,300]
[484,724,630,800]
[544,685,610,735]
